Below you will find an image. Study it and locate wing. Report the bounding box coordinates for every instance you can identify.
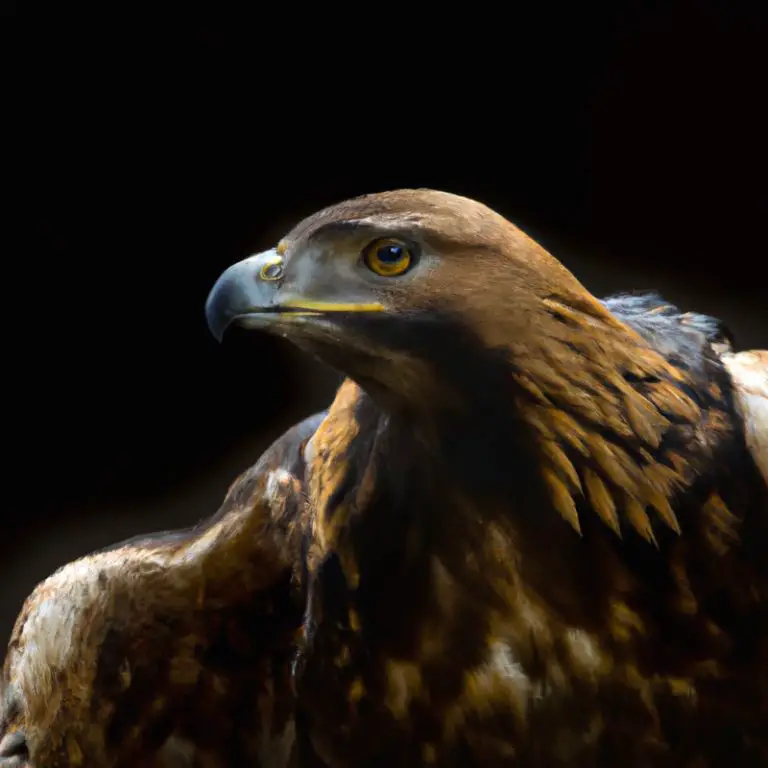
[0,412,326,768]
[722,349,768,485]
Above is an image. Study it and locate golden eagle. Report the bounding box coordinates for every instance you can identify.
[2,189,767,766]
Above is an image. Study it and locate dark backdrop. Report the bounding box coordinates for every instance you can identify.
[7,11,767,640]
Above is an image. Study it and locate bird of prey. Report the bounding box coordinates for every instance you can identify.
[3,189,767,766]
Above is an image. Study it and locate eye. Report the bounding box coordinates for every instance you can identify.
[259,256,284,281]
[362,238,414,277]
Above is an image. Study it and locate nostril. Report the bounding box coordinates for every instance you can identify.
[0,730,28,760]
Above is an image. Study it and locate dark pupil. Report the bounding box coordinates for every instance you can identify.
[377,244,404,263]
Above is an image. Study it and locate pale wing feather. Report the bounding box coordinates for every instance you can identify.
[722,349,768,485]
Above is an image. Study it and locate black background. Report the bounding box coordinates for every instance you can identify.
[6,11,767,639]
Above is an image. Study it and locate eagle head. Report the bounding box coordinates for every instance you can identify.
[205,189,621,411]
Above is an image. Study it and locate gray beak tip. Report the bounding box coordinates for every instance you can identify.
[205,249,284,343]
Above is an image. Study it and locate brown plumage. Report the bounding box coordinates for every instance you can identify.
[3,189,767,766]
[0,414,324,766]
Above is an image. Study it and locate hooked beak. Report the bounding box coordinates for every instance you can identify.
[205,249,384,342]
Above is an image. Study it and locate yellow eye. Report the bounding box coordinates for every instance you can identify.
[259,257,284,281]
[362,238,413,277]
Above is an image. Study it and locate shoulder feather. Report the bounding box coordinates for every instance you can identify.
[722,350,768,485]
